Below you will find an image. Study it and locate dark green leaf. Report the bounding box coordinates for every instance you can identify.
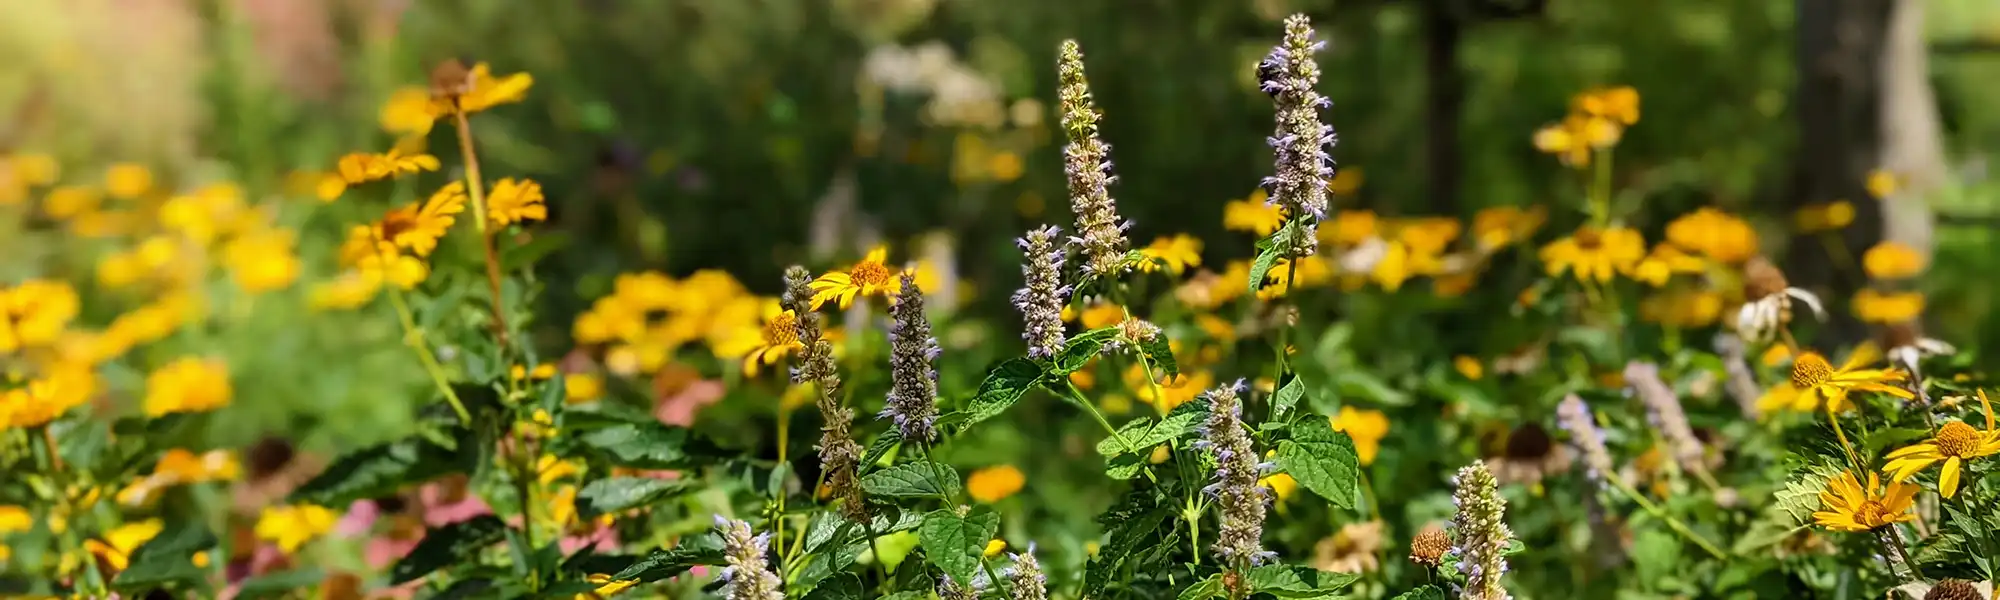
[1054,327,1120,375]
[960,358,1046,429]
[391,515,511,584]
[230,568,325,600]
[1275,418,1361,509]
[918,508,1000,591]
[1389,585,1446,600]
[575,477,698,518]
[609,545,727,582]
[1272,377,1306,420]
[1138,332,1179,377]
[860,430,904,471]
[1084,490,1171,598]
[1247,564,1360,597]
[1094,419,1156,456]
[289,434,466,506]
[1103,453,1146,480]
[860,461,959,498]
[1179,575,1223,600]
[569,422,726,470]
[804,574,866,600]
[1248,232,1283,293]
[427,578,496,600]
[112,519,217,591]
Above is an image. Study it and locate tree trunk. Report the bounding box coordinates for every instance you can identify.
[1877,0,1945,256]
[1423,0,1464,214]
[1787,0,1894,342]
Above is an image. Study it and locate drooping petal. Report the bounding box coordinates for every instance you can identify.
[1939,457,1963,498]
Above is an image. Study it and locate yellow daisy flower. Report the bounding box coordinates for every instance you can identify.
[1756,345,1913,414]
[376,182,468,257]
[1223,191,1285,236]
[808,246,903,310]
[1852,289,1924,324]
[1794,201,1855,233]
[430,61,535,117]
[1332,407,1390,466]
[1664,207,1758,264]
[713,302,805,377]
[1539,226,1645,283]
[84,519,163,572]
[1862,241,1925,280]
[255,504,338,554]
[966,465,1026,504]
[487,178,547,226]
[1573,86,1641,125]
[1812,470,1917,533]
[335,145,440,186]
[1631,244,1707,287]
[1884,390,2000,498]
[1138,234,1202,275]
[143,357,233,417]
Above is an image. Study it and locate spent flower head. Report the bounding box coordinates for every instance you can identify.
[785,266,866,521]
[1056,40,1132,277]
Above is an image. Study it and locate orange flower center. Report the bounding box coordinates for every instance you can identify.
[1790,352,1832,390]
[848,259,892,288]
[1854,500,1889,528]
[762,312,800,347]
[1935,421,1980,458]
[1574,228,1604,250]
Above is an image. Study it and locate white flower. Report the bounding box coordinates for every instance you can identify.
[1735,286,1824,342]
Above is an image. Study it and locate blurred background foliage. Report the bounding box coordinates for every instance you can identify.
[7,0,2000,440]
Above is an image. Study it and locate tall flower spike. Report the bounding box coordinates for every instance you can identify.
[1451,461,1513,600]
[1014,225,1070,359]
[1712,333,1764,419]
[1056,40,1132,277]
[884,271,942,443]
[713,516,784,600]
[1259,14,1336,258]
[1625,362,1709,479]
[1555,394,1612,483]
[784,266,867,522]
[1007,545,1050,600]
[1201,381,1274,567]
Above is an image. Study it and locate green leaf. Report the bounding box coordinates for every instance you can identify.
[918,508,1000,592]
[1094,419,1156,456]
[112,519,217,592]
[289,434,466,506]
[1248,233,1282,293]
[575,477,698,518]
[1084,490,1171,598]
[502,231,572,270]
[860,430,904,471]
[1247,564,1360,597]
[1775,464,1842,525]
[1178,575,1224,600]
[960,358,1046,429]
[1275,418,1361,509]
[1054,327,1120,374]
[860,461,960,498]
[1272,376,1306,420]
[1149,396,1211,444]
[569,422,726,470]
[1104,453,1146,480]
[1389,585,1447,600]
[231,568,326,600]
[1138,333,1179,376]
[390,515,512,584]
[804,573,866,600]
[609,545,727,582]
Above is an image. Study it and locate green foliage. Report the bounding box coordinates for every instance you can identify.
[918,507,1001,589]
[1274,418,1362,510]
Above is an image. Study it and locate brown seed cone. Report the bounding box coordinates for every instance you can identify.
[1926,579,1988,600]
[1743,256,1789,300]
[1409,524,1452,567]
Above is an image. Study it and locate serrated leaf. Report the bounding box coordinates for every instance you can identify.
[289,435,466,506]
[391,515,511,584]
[569,422,726,470]
[919,508,999,590]
[1104,453,1145,480]
[1272,377,1306,420]
[1275,418,1360,509]
[961,358,1045,429]
[1055,327,1120,375]
[1775,464,1842,525]
[1389,585,1446,600]
[1247,564,1359,597]
[1179,575,1224,600]
[804,573,866,600]
[1139,333,1178,376]
[1084,491,1171,598]
[1248,233,1282,293]
[610,545,727,582]
[861,430,903,470]
[1095,419,1156,456]
[575,477,697,517]
[860,461,959,498]
[112,519,217,591]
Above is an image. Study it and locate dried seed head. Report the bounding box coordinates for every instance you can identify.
[1408,523,1452,567]
[429,59,475,102]
[1743,256,1789,300]
[1924,579,1987,600]
[1882,321,1922,350]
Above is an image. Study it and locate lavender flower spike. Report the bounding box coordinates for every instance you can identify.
[783,266,866,522]
[713,516,784,600]
[1451,461,1513,600]
[1056,40,1132,277]
[1014,225,1070,359]
[883,271,942,443]
[1556,394,1612,483]
[1258,14,1336,258]
[1625,362,1707,479]
[1202,381,1274,567]
[1007,545,1049,600]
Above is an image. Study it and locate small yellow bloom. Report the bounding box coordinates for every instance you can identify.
[1852,289,1924,324]
[1071,302,1125,330]
[85,519,163,571]
[255,504,338,554]
[808,247,904,310]
[104,163,154,200]
[1632,244,1707,287]
[1129,368,1212,412]
[374,182,468,257]
[713,302,804,377]
[1573,86,1640,125]
[431,62,535,117]
[8,152,61,187]
[1331,407,1390,466]
[1639,289,1724,328]
[118,449,242,506]
[1866,169,1899,199]
[1,366,97,430]
[487,178,548,226]
[983,539,1007,558]
[1812,471,1917,532]
[1149,445,1172,464]
[159,184,255,246]
[512,364,559,381]
[41,185,101,219]
[1325,210,1378,247]
[1533,114,1622,166]
[1664,207,1758,264]
[336,146,440,186]
[1884,391,2000,498]
[1454,356,1484,381]
[1328,166,1364,197]
[223,228,303,294]
[380,87,438,136]
[538,454,584,485]
[1471,205,1547,251]
[565,373,605,403]
[1259,256,1335,299]
[1862,242,1925,280]
[1138,234,1203,275]
[1224,190,1285,236]
[1757,346,1913,414]
[1260,472,1299,503]
[1539,226,1645,283]
[1794,201,1856,233]
[966,465,1026,503]
[144,358,233,417]
[1,279,81,353]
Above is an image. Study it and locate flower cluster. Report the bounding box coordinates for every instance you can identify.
[1199,381,1274,567]
[1258,14,1335,258]
[884,271,942,443]
[1055,40,1131,277]
[1014,225,1070,359]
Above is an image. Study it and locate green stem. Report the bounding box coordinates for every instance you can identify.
[385,287,471,424]
[1590,148,1614,226]
[1063,381,1138,455]
[1606,471,1726,559]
